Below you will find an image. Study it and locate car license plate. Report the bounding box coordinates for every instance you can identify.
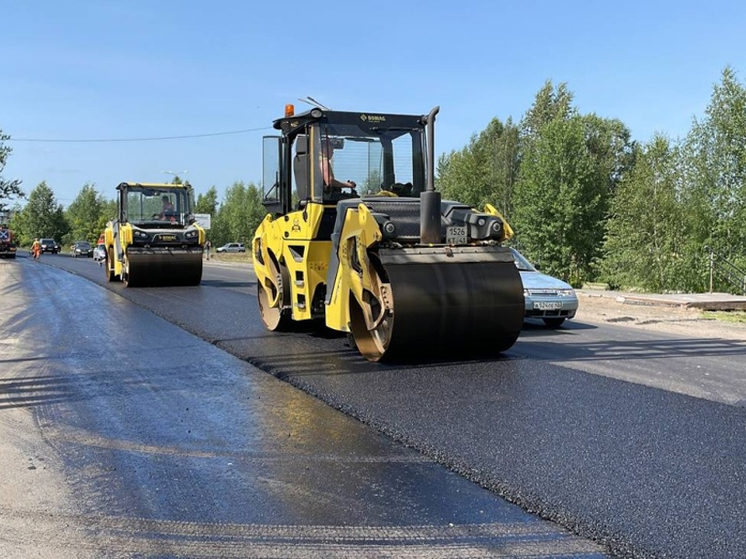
[159,235,177,242]
[534,301,562,310]
[446,226,468,245]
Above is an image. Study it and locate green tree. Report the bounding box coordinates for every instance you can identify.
[512,115,601,284]
[509,82,635,285]
[582,114,636,199]
[484,117,521,217]
[520,80,574,142]
[436,117,520,215]
[0,127,23,213]
[601,136,691,290]
[213,182,266,246]
[681,66,746,280]
[195,186,219,215]
[437,147,481,204]
[64,183,108,244]
[12,181,68,245]
[99,199,117,230]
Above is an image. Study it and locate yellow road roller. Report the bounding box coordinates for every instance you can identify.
[252,105,523,361]
[104,182,205,287]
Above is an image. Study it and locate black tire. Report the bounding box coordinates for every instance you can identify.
[257,258,292,331]
[104,249,116,282]
[122,258,132,287]
[543,317,566,328]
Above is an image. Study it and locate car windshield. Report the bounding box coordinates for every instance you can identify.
[125,187,192,226]
[511,249,537,272]
[41,239,54,244]
[76,242,91,249]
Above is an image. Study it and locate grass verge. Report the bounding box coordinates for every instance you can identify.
[701,310,746,324]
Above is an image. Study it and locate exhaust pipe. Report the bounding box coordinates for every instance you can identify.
[420,106,441,244]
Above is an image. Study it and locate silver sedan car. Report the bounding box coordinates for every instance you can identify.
[216,242,245,253]
[93,243,106,263]
[512,248,578,328]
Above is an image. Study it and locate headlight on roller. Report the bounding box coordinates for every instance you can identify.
[382,220,397,239]
[133,230,149,240]
[184,230,199,239]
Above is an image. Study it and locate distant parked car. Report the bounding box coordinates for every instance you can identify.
[71,241,94,258]
[93,243,106,262]
[40,238,60,254]
[216,242,245,253]
[512,248,578,328]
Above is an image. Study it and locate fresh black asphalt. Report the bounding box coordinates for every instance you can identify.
[30,253,746,558]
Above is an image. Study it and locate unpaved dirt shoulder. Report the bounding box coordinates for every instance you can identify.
[575,292,746,341]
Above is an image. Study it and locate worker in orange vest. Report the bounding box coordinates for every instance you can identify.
[31,238,42,260]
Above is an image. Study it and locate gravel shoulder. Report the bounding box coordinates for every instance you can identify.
[576,291,746,341]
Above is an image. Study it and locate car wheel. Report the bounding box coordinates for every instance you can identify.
[543,317,566,328]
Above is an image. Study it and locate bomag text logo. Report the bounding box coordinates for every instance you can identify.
[360,114,386,123]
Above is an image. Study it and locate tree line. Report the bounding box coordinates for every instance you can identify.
[437,67,746,293]
[2,66,745,293]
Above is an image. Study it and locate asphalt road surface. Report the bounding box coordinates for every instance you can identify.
[1,255,605,558]
[5,253,746,557]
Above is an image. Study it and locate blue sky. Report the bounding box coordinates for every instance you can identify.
[1,0,744,207]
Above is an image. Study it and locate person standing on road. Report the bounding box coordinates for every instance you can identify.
[204,239,211,260]
[31,238,41,260]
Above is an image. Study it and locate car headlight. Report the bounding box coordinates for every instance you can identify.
[133,230,149,239]
[557,289,575,297]
[184,230,199,239]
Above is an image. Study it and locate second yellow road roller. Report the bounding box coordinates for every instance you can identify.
[104,182,205,287]
[252,105,523,361]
